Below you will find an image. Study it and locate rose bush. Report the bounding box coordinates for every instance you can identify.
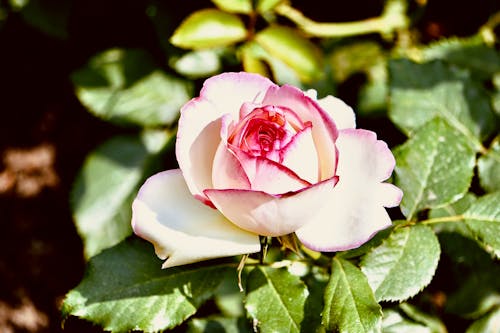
[132,72,402,268]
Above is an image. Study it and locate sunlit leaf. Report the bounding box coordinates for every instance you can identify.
[322,258,382,333]
[71,131,172,258]
[245,266,308,333]
[62,238,231,332]
[382,309,432,333]
[72,48,192,127]
[170,49,222,78]
[464,192,500,258]
[255,25,323,82]
[394,118,476,219]
[478,136,500,193]
[465,308,500,333]
[398,303,446,333]
[360,225,440,302]
[188,316,252,333]
[256,0,284,12]
[389,59,495,150]
[170,9,247,49]
[211,0,252,14]
[428,193,476,237]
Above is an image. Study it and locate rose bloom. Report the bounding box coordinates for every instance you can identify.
[132,72,402,268]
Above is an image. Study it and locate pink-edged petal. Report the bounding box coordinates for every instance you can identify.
[280,125,319,183]
[263,85,338,180]
[296,128,402,251]
[204,177,338,237]
[200,72,276,119]
[316,95,356,130]
[235,150,310,194]
[212,142,251,190]
[176,98,222,201]
[132,169,260,268]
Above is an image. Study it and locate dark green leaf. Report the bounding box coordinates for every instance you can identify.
[464,192,500,258]
[188,316,252,333]
[394,118,476,219]
[360,225,440,302]
[245,266,308,333]
[72,48,192,127]
[428,193,476,237]
[62,238,231,332]
[322,258,382,333]
[71,131,172,258]
[478,136,500,193]
[255,26,323,82]
[20,0,69,39]
[170,9,247,49]
[389,59,495,149]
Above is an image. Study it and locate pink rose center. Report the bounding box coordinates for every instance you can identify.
[228,105,307,162]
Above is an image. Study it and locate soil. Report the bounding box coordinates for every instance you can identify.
[0,1,497,332]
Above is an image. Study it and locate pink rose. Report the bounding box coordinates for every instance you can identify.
[132,72,402,268]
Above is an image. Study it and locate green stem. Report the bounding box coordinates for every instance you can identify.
[275,0,409,38]
[420,215,464,225]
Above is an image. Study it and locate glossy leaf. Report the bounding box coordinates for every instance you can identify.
[478,137,500,193]
[170,9,247,49]
[360,225,440,302]
[245,266,308,333]
[62,238,231,332]
[211,0,252,13]
[394,118,476,219]
[389,59,495,149]
[255,26,322,82]
[464,192,500,258]
[428,193,476,237]
[322,258,382,333]
[71,131,172,258]
[72,48,192,127]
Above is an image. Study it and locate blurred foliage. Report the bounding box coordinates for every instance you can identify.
[3,0,498,332]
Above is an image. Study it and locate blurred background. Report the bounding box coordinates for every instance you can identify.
[0,0,498,332]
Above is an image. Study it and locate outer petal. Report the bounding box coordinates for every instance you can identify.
[263,85,338,180]
[132,169,260,268]
[200,72,276,119]
[204,177,338,237]
[316,95,356,130]
[296,129,403,251]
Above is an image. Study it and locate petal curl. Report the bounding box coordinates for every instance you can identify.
[280,125,319,183]
[296,129,402,251]
[204,177,338,237]
[263,85,338,180]
[132,169,260,268]
[316,95,356,130]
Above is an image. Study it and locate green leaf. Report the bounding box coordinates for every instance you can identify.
[394,118,475,219]
[214,270,245,317]
[398,303,446,333]
[20,0,69,39]
[170,9,247,49]
[464,192,500,258]
[256,0,284,12]
[389,59,496,149]
[322,258,382,333]
[466,308,500,333]
[170,49,222,79]
[62,238,231,332]
[478,136,500,193]
[245,266,308,333]
[72,48,192,127]
[71,131,172,258]
[188,316,252,333]
[428,193,476,237]
[420,36,500,79]
[211,0,252,13]
[382,309,432,333]
[360,225,440,302]
[255,26,323,82]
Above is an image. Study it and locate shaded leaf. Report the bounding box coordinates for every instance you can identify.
[255,25,323,82]
[322,258,382,333]
[62,238,231,332]
[360,225,440,302]
[20,0,70,39]
[170,9,247,49]
[382,309,432,333]
[478,136,500,193]
[398,303,446,333]
[394,118,476,219]
[188,316,252,333]
[389,59,495,149]
[72,48,192,127]
[466,308,500,333]
[245,266,308,333]
[71,131,172,258]
[464,192,500,258]
[428,193,476,237]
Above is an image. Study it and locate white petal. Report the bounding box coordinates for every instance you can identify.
[316,95,356,130]
[205,177,337,237]
[296,129,402,251]
[132,169,260,268]
[281,126,319,183]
